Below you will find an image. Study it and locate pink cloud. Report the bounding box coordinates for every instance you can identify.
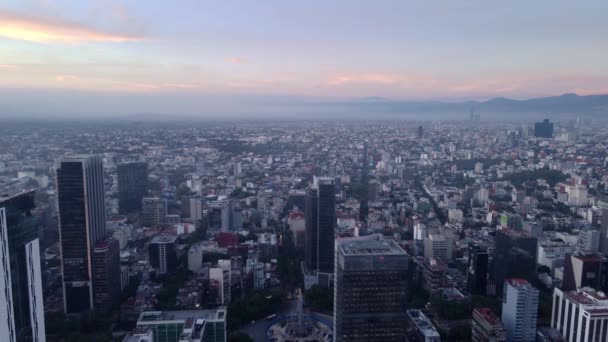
[327,73,396,85]
[0,10,141,43]
[226,57,247,64]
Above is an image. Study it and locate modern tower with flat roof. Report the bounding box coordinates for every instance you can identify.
[56,155,106,314]
[334,235,409,342]
[117,162,148,214]
[501,279,538,342]
[304,176,336,286]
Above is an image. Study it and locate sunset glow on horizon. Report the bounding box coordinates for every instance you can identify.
[1,0,608,102]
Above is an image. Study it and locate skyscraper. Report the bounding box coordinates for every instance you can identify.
[57,156,107,314]
[305,176,336,277]
[304,187,318,271]
[534,119,554,138]
[334,235,408,342]
[149,234,178,275]
[501,279,538,342]
[359,141,369,221]
[92,237,121,313]
[117,162,148,214]
[467,243,488,296]
[316,176,336,274]
[141,197,167,227]
[0,191,46,342]
[492,229,537,297]
[598,198,608,254]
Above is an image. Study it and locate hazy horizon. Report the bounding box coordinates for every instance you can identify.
[1,1,608,118]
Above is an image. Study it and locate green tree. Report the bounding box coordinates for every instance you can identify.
[305,285,333,312]
[228,332,254,342]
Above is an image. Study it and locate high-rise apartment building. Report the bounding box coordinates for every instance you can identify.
[423,233,453,261]
[117,162,148,214]
[220,200,242,231]
[501,279,539,342]
[577,227,600,254]
[56,156,106,314]
[0,191,46,342]
[334,235,408,342]
[149,235,177,275]
[92,237,121,313]
[141,197,167,227]
[181,196,203,223]
[552,287,608,342]
[210,267,231,305]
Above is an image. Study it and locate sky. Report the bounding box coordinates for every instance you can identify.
[1,1,608,117]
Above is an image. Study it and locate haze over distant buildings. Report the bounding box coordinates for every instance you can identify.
[1,1,608,119]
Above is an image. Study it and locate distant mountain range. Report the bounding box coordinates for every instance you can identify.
[1,90,607,120]
[321,93,608,119]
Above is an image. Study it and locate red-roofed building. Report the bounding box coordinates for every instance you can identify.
[215,232,238,248]
[472,307,506,342]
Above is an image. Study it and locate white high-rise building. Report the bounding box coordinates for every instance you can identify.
[552,287,608,342]
[577,228,600,254]
[210,267,231,305]
[424,233,453,261]
[501,278,538,342]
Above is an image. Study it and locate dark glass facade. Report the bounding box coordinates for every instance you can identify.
[92,238,121,313]
[492,230,537,297]
[1,191,39,340]
[359,141,369,221]
[467,243,488,295]
[304,188,318,271]
[117,162,148,214]
[534,119,554,138]
[317,178,336,273]
[334,237,409,342]
[56,156,106,314]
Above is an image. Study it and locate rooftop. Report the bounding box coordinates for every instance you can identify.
[340,237,405,256]
[505,278,534,289]
[150,234,177,244]
[564,287,608,306]
[0,189,35,204]
[406,310,440,338]
[473,307,501,326]
[137,309,226,323]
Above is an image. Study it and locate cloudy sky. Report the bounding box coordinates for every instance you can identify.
[1,0,607,117]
